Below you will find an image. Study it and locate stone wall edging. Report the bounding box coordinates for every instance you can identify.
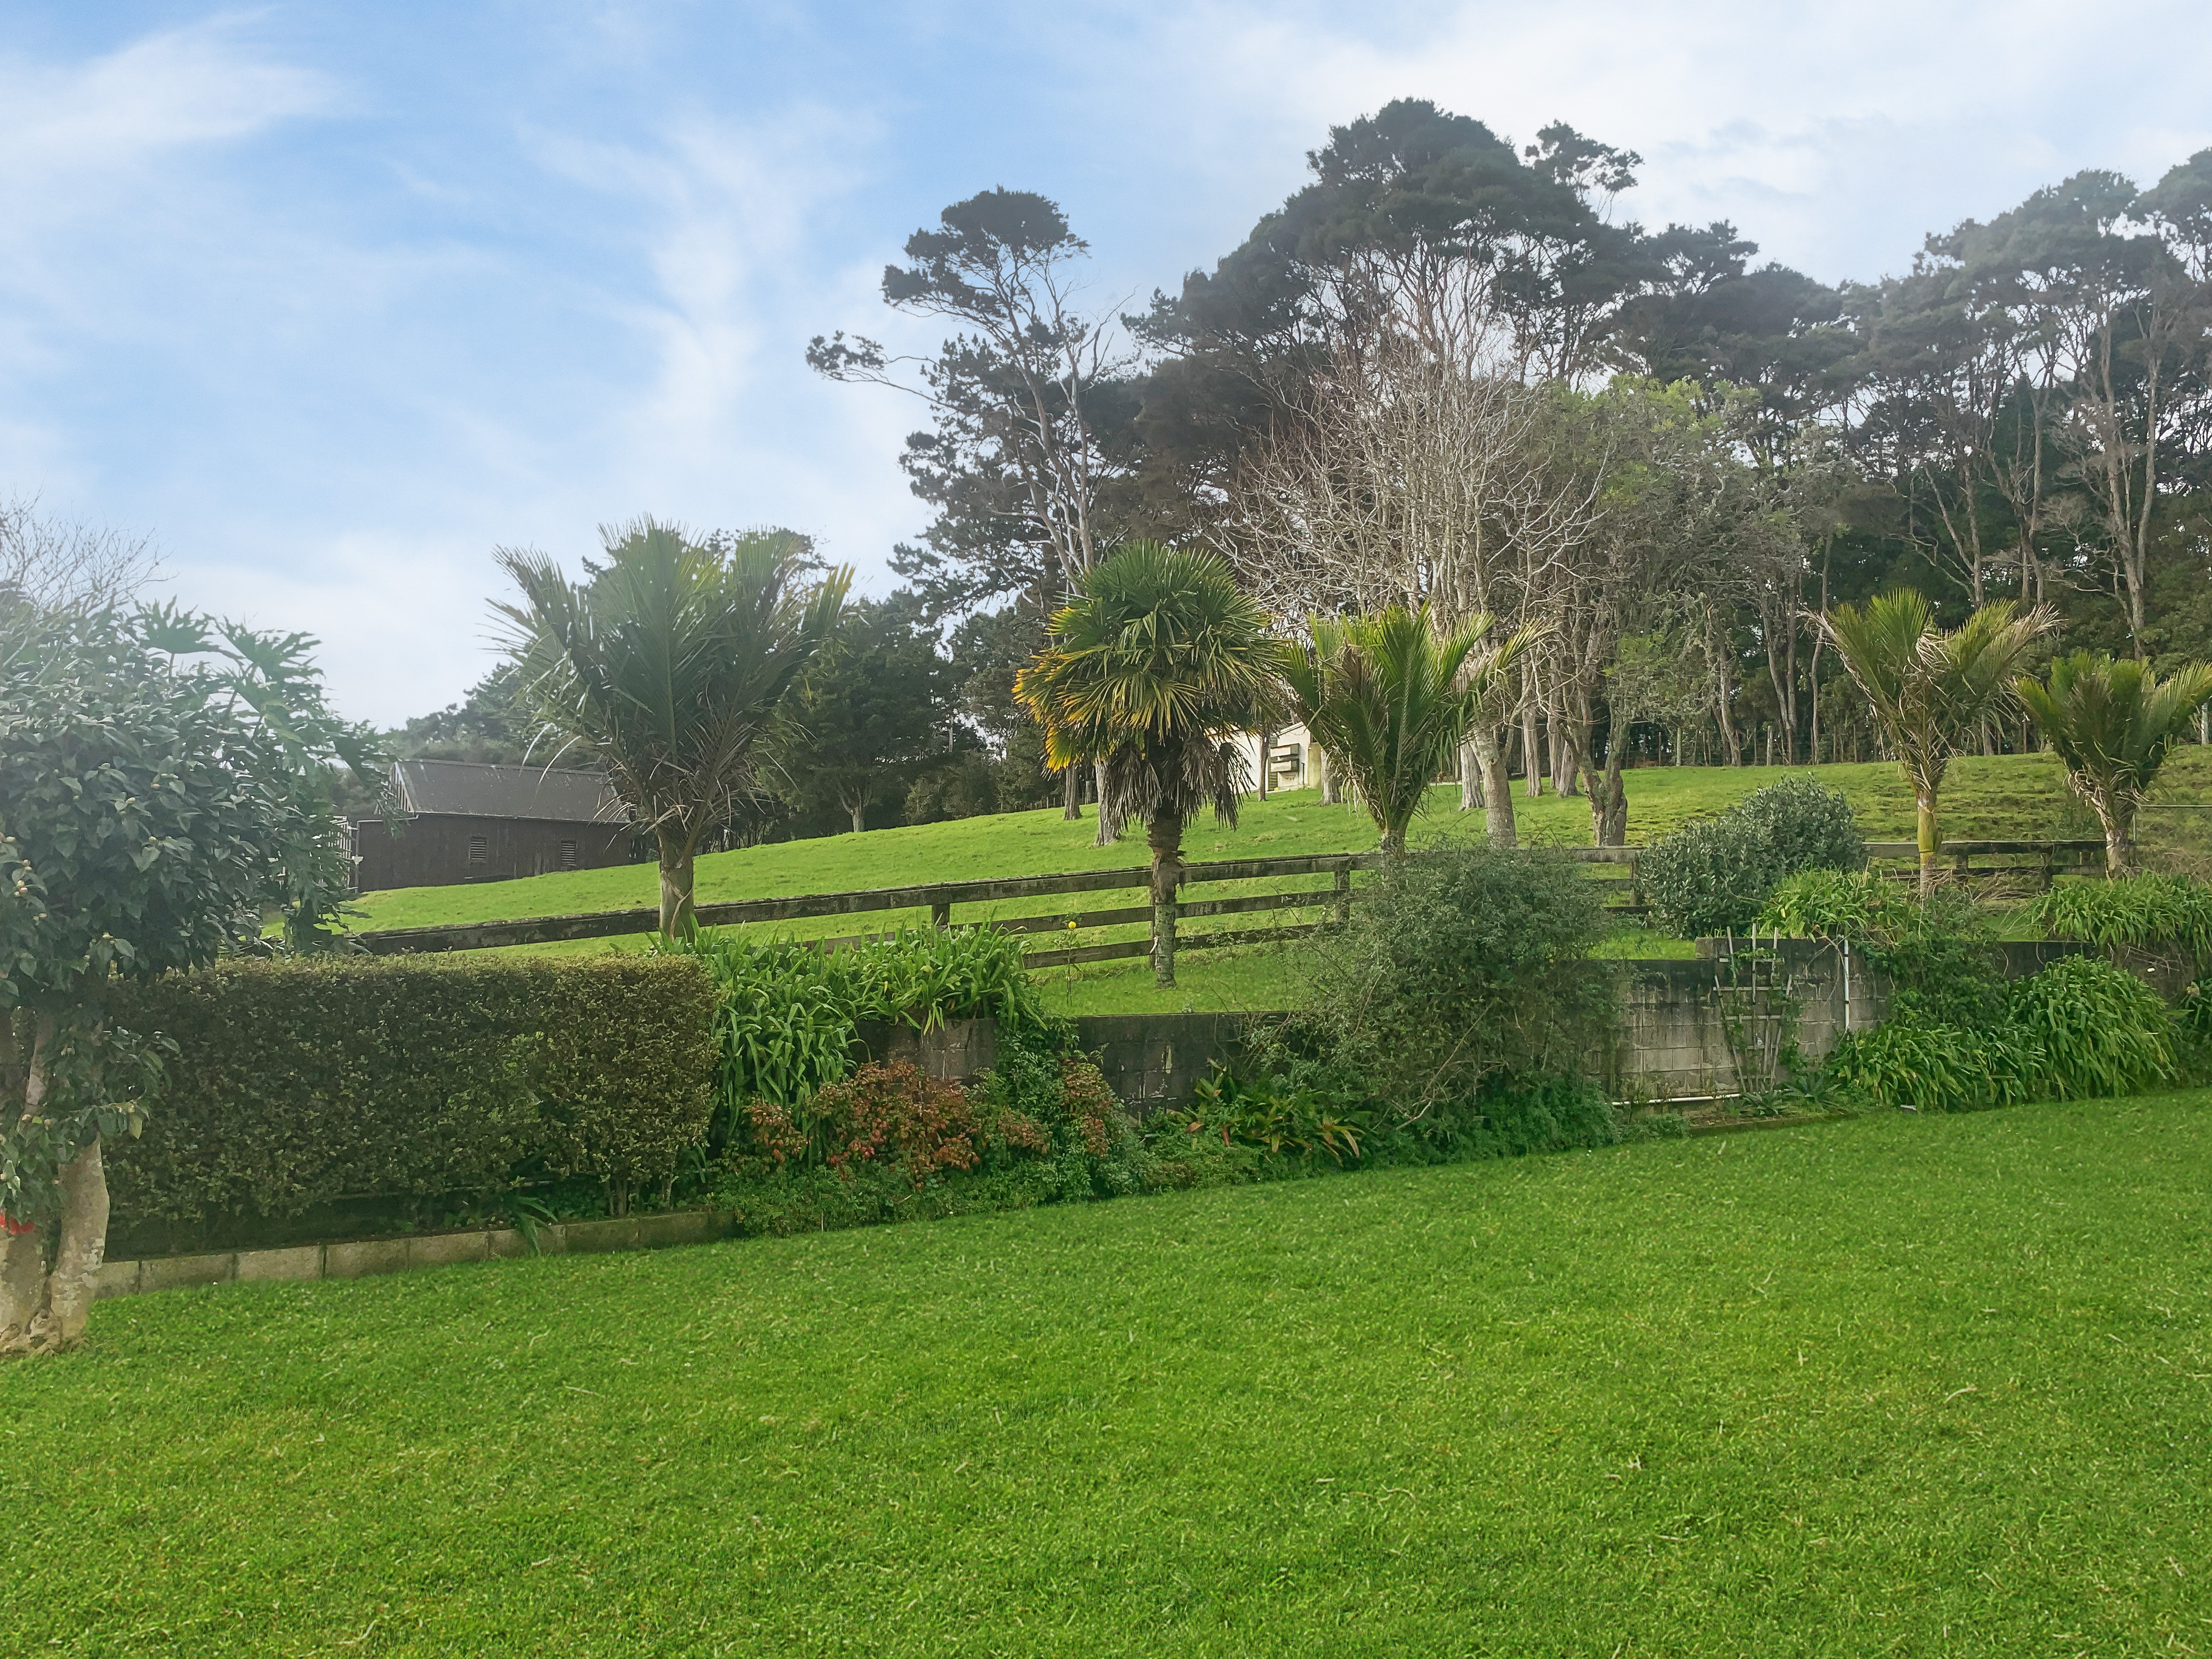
[96,1209,735,1303]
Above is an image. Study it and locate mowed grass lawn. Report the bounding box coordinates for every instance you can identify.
[6,1092,2209,1655]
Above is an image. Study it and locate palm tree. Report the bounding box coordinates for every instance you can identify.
[1818,590,2054,895]
[2016,652,2212,876]
[1283,606,1533,856]
[1014,543,1285,987]
[495,519,849,934]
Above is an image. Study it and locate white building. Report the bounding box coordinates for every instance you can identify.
[1226,723,1319,793]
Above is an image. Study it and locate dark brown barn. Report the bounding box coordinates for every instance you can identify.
[351,760,634,891]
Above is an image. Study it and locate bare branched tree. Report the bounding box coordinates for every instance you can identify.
[0,496,160,617]
[1220,312,1600,845]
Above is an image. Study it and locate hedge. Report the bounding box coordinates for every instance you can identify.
[105,953,718,1249]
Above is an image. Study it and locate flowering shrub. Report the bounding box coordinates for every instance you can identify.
[757,1062,1053,1189]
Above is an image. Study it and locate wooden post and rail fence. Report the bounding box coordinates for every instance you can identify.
[349,838,2107,968]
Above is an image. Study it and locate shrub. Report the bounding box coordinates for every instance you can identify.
[2027,874,2212,961]
[104,953,719,1245]
[1867,890,2013,1031]
[969,1025,1152,1199]
[1266,846,1616,1128]
[2005,955,2176,1101]
[807,1060,1041,1187]
[1758,868,1912,941]
[713,1025,1152,1223]
[662,923,1047,1148]
[1641,775,1866,939]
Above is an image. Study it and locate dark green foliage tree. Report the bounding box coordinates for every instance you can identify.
[2,601,367,1353]
[781,598,959,833]
[811,190,1138,617]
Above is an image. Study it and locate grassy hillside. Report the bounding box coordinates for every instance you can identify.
[9,1090,2209,1655]
[346,751,2212,1017]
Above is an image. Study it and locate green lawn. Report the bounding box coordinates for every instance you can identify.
[7,1090,2208,1655]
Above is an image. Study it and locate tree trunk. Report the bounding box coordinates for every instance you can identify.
[1147,811,1182,989]
[1583,701,1630,847]
[656,830,696,936]
[848,801,866,835]
[1,1015,111,1357]
[42,1142,107,1349]
[1319,747,1343,805]
[1255,729,1276,801]
[1093,760,1114,848]
[1522,698,1542,797]
[1472,727,1516,848]
[1062,767,1082,821]
[1916,793,1940,898]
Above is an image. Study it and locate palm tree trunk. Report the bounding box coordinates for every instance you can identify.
[2097,800,2137,877]
[1147,811,1182,988]
[1062,768,1082,821]
[1916,793,1940,898]
[1472,727,1517,848]
[657,828,696,936]
[1093,760,1114,848]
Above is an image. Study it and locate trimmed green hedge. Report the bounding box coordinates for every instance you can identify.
[106,954,718,1246]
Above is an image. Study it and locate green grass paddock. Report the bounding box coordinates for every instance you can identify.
[341,751,2211,1015]
[5,1089,2208,1655]
[358,751,2200,935]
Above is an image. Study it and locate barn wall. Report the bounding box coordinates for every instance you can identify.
[352,814,636,891]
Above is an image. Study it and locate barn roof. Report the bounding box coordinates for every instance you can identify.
[390,759,627,823]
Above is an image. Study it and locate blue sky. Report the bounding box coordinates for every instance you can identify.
[4,1,2208,725]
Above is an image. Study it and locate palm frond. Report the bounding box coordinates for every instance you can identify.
[1014,543,1286,842]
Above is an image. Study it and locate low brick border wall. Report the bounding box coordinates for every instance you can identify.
[95,1209,739,1302]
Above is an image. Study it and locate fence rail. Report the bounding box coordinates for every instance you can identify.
[349,838,2103,962]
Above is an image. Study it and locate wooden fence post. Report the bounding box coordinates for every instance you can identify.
[1332,860,1351,926]
[929,901,951,930]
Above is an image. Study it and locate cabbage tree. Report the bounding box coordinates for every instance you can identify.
[2016,652,2212,876]
[1015,544,1285,986]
